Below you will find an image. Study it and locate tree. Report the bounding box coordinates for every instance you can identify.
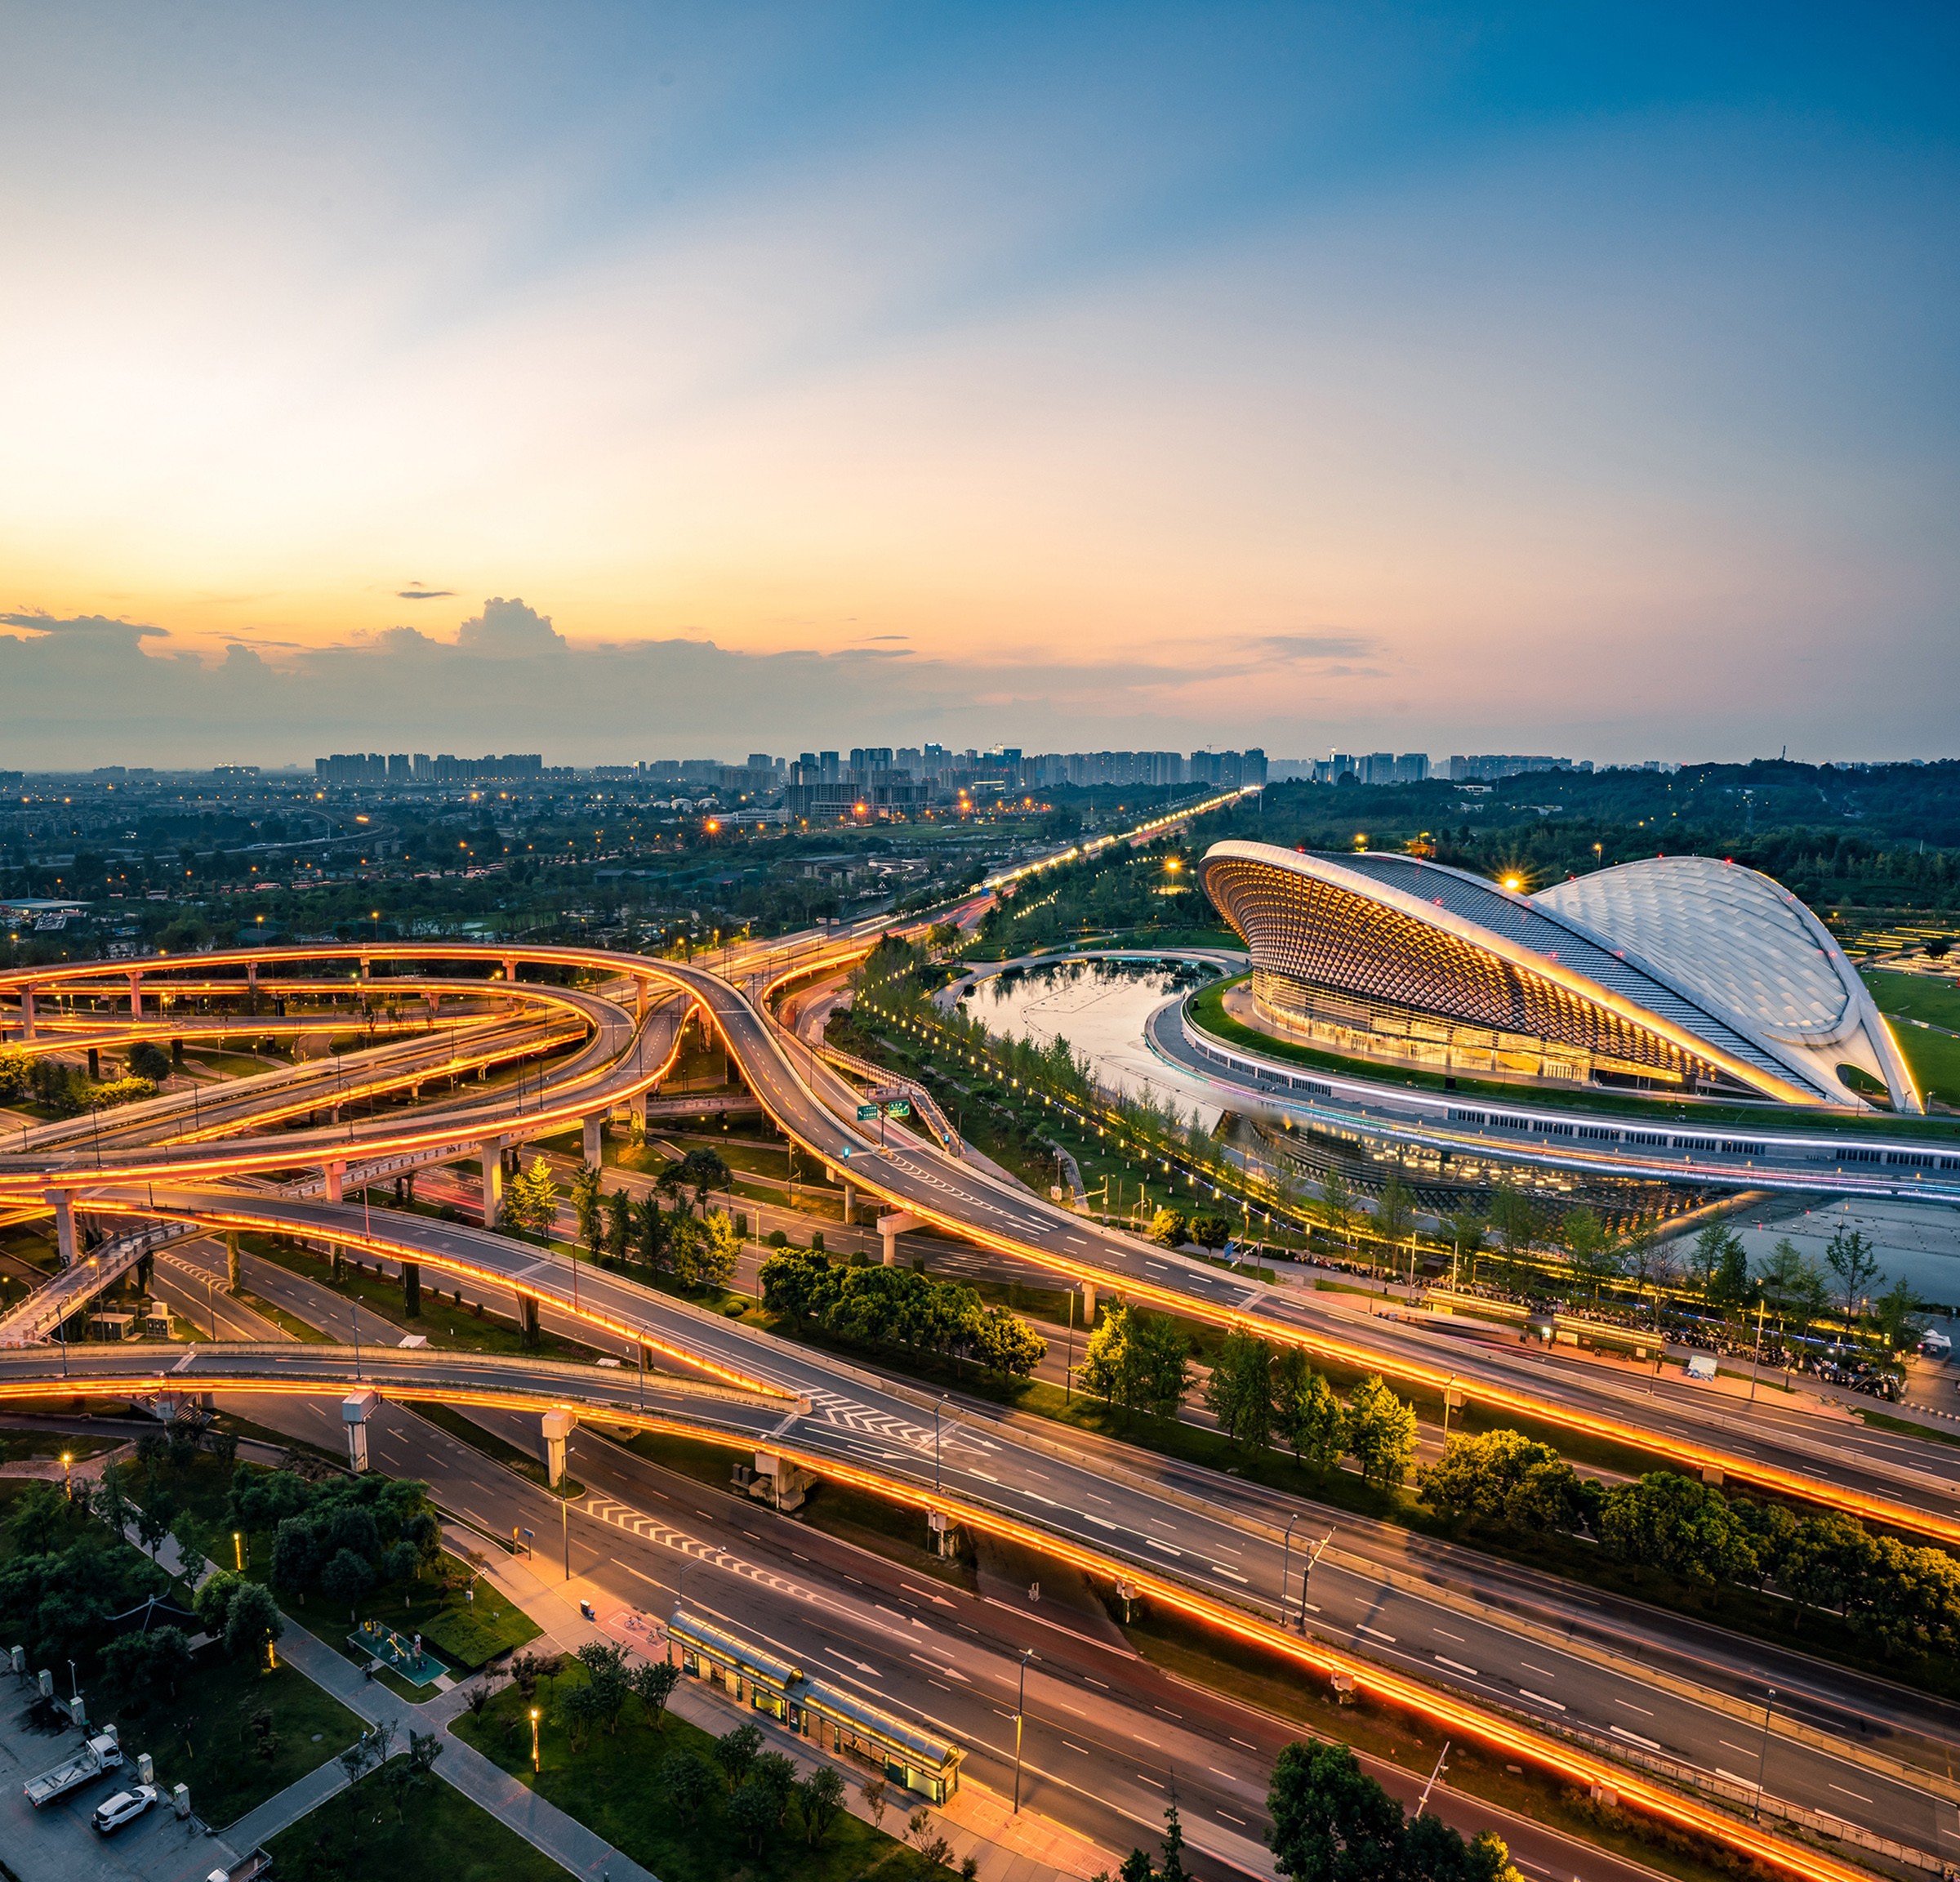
[1757,1237,1828,1338]
[1267,1740,1405,1882]
[574,1641,631,1733]
[1159,1794,1192,1882]
[1147,1207,1188,1248]
[796,1765,845,1845]
[729,1777,783,1855]
[136,1488,178,1560]
[678,1210,741,1290]
[970,1306,1046,1380]
[1487,1183,1538,1261]
[631,1657,679,1727]
[571,1163,604,1259]
[1133,1310,1194,1417]
[1599,1473,1757,1585]
[321,1545,376,1619]
[103,1625,193,1701]
[861,1774,889,1831]
[92,1462,131,1542]
[635,1193,669,1271]
[660,1148,732,1216]
[1205,1331,1275,1449]
[504,1156,560,1240]
[224,1581,284,1661]
[714,1721,764,1787]
[591,1185,627,1265]
[171,1508,214,1575]
[1619,1221,1674,1316]
[1559,1209,1619,1304]
[1872,1277,1926,1357]
[1344,1376,1418,1490]
[192,1568,244,1635]
[1317,1171,1356,1252]
[1187,1212,1232,1252]
[7,1480,68,1555]
[659,1749,717,1824]
[1441,1205,1486,1284]
[1374,1163,1414,1251]
[1281,1368,1348,1480]
[127,1039,172,1082]
[1825,1224,1881,1330]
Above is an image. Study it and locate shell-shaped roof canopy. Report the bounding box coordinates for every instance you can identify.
[1533,856,1855,1046]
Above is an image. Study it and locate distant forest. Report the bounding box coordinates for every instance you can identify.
[1198,760,1960,919]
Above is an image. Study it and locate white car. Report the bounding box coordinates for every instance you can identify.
[91,1786,158,1835]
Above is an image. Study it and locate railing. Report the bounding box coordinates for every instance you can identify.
[808,1039,963,1158]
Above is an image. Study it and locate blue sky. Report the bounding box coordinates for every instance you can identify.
[2,3,1955,766]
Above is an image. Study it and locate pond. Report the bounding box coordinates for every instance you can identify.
[956,956,1233,1124]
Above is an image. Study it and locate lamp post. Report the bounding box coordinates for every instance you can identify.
[1012,1647,1036,1813]
[233,1530,245,1571]
[1279,1514,1297,1630]
[530,1706,541,1772]
[562,1485,571,1583]
[60,1452,70,1500]
[934,1395,947,1492]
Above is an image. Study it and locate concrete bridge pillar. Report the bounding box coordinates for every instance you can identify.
[358,956,371,982]
[127,973,143,1021]
[18,983,33,1040]
[502,957,518,985]
[324,1161,345,1205]
[877,1211,921,1266]
[342,1389,378,1473]
[479,1137,505,1224]
[1080,1281,1097,1326]
[518,1291,540,1346]
[424,989,439,1017]
[46,1193,75,1267]
[636,979,649,1023]
[401,1260,421,1318]
[630,1090,648,1133]
[581,1113,604,1167]
[541,1410,574,1487]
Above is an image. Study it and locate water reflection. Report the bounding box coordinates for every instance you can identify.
[959,957,1231,1123]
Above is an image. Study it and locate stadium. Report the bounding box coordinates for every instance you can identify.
[1196,841,1922,1113]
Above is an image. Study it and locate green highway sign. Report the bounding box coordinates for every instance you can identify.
[886,1100,911,1118]
[856,1104,878,1121]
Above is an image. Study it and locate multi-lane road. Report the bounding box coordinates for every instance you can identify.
[1,939,1958,1881]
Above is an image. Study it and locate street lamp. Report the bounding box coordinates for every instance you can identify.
[1012,1647,1037,1813]
[234,1530,245,1571]
[934,1395,947,1492]
[530,1706,541,1772]
[60,1452,71,1499]
[1279,1514,1297,1630]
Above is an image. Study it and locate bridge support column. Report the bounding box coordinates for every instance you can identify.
[877,1211,920,1266]
[342,1390,378,1474]
[1080,1281,1096,1325]
[87,1047,100,1080]
[581,1113,603,1167]
[402,1261,421,1317]
[479,1137,505,1225]
[127,973,143,1021]
[358,956,371,982]
[843,1183,856,1223]
[19,983,34,1039]
[324,1161,345,1205]
[502,957,518,985]
[424,990,439,1017]
[46,1193,75,1268]
[636,979,648,1023]
[225,1233,240,1292]
[541,1410,573,1487]
[630,1091,647,1135]
[519,1292,540,1346]
[750,1451,808,1513]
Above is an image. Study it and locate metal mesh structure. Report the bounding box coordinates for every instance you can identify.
[1198,844,1829,1105]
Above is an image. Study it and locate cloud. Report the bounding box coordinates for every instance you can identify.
[2,610,168,643]
[396,586,454,600]
[452,596,567,658]
[1243,632,1378,662]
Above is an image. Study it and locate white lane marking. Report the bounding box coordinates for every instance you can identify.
[1145,1536,1183,1556]
[1518,1662,1557,1680]
[1829,1783,1874,1804]
[1356,1624,1396,1643]
[1432,1627,1466,1642]
[1610,1725,1661,1750]
[1229,1737,1258,1750]
[1434,1656,1481,1677]
[1613,1698,1654,1715]
[1518,1690,1565,1711]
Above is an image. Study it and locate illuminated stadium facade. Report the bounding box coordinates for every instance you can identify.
[1197,841,1922,1113]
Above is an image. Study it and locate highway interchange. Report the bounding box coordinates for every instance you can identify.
[0,935,1957,1880]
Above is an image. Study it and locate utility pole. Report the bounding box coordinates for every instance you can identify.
[1012,1647,1036,1812]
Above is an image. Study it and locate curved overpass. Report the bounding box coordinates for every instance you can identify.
[7,940,1960,1554]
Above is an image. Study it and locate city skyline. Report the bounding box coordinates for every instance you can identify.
[5,5,1958,765]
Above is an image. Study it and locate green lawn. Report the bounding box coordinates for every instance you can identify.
[452,1664,946,1882]
[266,1753,568,1882]
[1863,974,1960,1108]
[0,1430,119,1465]
[152,1652,368,1831]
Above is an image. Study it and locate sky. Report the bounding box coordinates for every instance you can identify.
[2,2,1957,769]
